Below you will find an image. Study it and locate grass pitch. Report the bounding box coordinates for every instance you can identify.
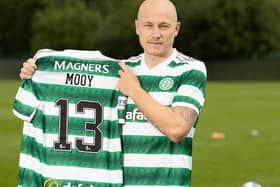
[192,81,280,187]
[0,80,22,186]
[0,80,279,186]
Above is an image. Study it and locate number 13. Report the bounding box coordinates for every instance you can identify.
[54,98,103,153]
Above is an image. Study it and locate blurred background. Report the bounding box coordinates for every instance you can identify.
[0,0,279,186]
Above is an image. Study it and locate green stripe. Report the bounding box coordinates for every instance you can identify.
[193,116,200,128]
[20,135,122,169]
[168,60,189,68]
[124,167,191,186]
[125,104,148,123]
[20,79,34,92]
[136,70,206,94]
[173,95,202,110]
[126,103,171,110]
[138,75,179,92]
[18,168,44,187]
[14,99,36,117]
[117,109,126,123]
[18,167,122,187]
[122,135,192,156]
[36,56,121,77]
[125,60,141,67]
[181,69,207,94]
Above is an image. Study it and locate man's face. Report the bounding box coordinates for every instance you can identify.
[135,5,180,58]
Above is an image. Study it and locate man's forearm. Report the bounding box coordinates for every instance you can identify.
[130,87,195,143]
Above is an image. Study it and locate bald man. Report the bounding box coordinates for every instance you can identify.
[118,0,207,186]
[19,0,207,186]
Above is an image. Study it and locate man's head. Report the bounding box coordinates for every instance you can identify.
[135,0,180,58]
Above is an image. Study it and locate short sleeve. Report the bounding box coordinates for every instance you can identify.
[13,80,40,122]
[172,62,207,115]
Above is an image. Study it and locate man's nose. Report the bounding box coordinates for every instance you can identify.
[151,27,162,39]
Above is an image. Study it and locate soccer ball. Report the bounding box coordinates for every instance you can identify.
[243,181,262,187]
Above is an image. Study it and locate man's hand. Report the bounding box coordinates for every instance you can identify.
[19,58,37,80]
[117,62,142,98]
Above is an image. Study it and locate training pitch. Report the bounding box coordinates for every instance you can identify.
[0,80,279,186]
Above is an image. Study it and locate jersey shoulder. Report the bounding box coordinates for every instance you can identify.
[33,49,116,61]
[123,54,142,68]
[172,51,207,75]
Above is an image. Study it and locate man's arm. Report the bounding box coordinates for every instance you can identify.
[19,58,37,80]
[117,62,197,143]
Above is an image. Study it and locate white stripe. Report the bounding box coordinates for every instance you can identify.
[175,53,207,75]
[126,87,204,108]
[123,122,195,138]
[23,121,121,152]
[32,71,119,89]
[134,65,192,76]
[19,154,122,183]
[123,153,192,169]
[192,60,207,75]
[123,122,164,136]
[15,87,40,108]
[177,85,205,106]
[150,92,175,105]
[133,61,206,77]
[187,127,195,138]
[41,101,118,120]
[34,49,116,61]
[127,92,174,106]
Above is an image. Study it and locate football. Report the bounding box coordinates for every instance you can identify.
[243,181,262,187]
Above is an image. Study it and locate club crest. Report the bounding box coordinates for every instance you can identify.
[159,77,174,91]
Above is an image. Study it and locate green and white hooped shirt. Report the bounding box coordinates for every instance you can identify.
[123,49,207,187]
[13,49,125,187]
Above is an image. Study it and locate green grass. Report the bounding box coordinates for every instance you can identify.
[192,81,280,187]
[0,80,22,186]
[0,80,279,186]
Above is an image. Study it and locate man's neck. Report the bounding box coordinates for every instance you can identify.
[144,49,174,69]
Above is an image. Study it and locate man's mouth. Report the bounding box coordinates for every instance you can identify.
[148,42,162,45]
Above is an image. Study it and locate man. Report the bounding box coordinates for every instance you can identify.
[19,0,207,186]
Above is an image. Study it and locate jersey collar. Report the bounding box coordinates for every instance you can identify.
[140,48,178,73]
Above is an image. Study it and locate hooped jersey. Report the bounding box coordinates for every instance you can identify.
[122,49,207,187]
[13,49,125,187]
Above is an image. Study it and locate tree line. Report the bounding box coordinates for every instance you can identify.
[1,0,280,61]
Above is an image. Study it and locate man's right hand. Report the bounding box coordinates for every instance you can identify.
[19,58,37,80]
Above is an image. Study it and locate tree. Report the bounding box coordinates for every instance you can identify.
[175,0,280,60]
[0,0,43,56]
[31,0,142,58]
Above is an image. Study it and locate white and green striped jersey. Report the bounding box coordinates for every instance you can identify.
[13,49,125,187]
[123,49,207,187]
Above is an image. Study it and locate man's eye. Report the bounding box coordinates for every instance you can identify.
[159,25,170,29]
[144,24,153,28]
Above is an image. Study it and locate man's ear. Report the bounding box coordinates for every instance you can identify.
[135,20,140,35]
[175,21,181,37]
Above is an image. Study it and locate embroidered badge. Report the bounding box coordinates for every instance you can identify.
[159,77,174,90]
